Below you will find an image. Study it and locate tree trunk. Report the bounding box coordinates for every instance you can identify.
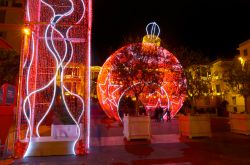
[135,101,139,116]
[135,95,140,116]
[191,97,196,114]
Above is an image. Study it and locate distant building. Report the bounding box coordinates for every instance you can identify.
[236,39,250,113]
[0,0,24,52]
[210,59,245,113]
[188,39,250,114]
[186,64,214,112]
[238,39,250,61]
[90,66,101,98]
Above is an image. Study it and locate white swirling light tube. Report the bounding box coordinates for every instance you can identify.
[146,22,160,39]
[23,0,88,157]
[38,0,85,154]
[36,14,72,137]
[24,0,71,156]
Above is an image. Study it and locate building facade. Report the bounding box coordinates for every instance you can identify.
[189,39,250,114]
[210,59,245,113]
[0,0,24,52]
[90,66,101,99]
[238,39,250,62]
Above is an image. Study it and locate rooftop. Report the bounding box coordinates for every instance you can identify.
[239,39,250,47]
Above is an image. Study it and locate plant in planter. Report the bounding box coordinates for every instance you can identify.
[225,59,250,114]
[185,65,213,114]
[224,58,250,135]
[178,76,212,138]
[51,86,75,125]
[171,46,212,115]
[49,86,77,139]
[174,50,213,138]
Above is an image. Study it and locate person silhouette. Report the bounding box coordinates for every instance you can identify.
[166,108,171,122]
[159,107,164,122]
[154,106,159,122]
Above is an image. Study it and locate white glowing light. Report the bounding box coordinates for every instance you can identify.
[35,18,73,137]
[115,83,170,122]
[23,0,34,144]
[98,73,122,119]
[23,0,87,157]
[146,22,160,39]
[77,0,86,24]
[61,31,82,154]
[168,98,184,118]
[87,0,92,148]
[145,87,170,111]
[117,82,142,121]
[22,2,34,157]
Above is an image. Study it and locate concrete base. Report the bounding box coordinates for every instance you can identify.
[178,114,211,138]
[230,113,250,135]
[123,115,151,141]
[23,137,76,157]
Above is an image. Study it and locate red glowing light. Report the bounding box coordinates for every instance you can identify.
[16,0,92,157]
[97,43,187,121]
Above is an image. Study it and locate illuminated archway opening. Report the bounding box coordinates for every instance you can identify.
[116,82,171,121]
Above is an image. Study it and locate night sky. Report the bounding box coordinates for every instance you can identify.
[92,0,250,65]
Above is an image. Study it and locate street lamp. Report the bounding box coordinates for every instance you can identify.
[238,57,246,70]
[22,27,31,36]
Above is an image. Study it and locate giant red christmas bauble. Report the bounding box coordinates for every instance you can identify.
[97,43,187,120]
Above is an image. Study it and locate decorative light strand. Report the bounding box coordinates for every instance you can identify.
[22,0,87,157]
[146,22,160,39]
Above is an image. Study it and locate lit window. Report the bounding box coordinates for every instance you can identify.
[232,96,236,105]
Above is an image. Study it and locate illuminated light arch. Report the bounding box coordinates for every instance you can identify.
[97,43,187,121]
[16,0,92,157]
[117,82,171,121]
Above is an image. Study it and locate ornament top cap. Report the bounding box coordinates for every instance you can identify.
[146,22,160,39]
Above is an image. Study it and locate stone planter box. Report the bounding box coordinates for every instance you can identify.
[24,124,83,156]
[123,115,151,141]
[229,113,250,135]
[24,137,76,156]
[178,114,211,138]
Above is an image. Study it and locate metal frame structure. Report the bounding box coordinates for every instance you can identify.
[16,0,92,157]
